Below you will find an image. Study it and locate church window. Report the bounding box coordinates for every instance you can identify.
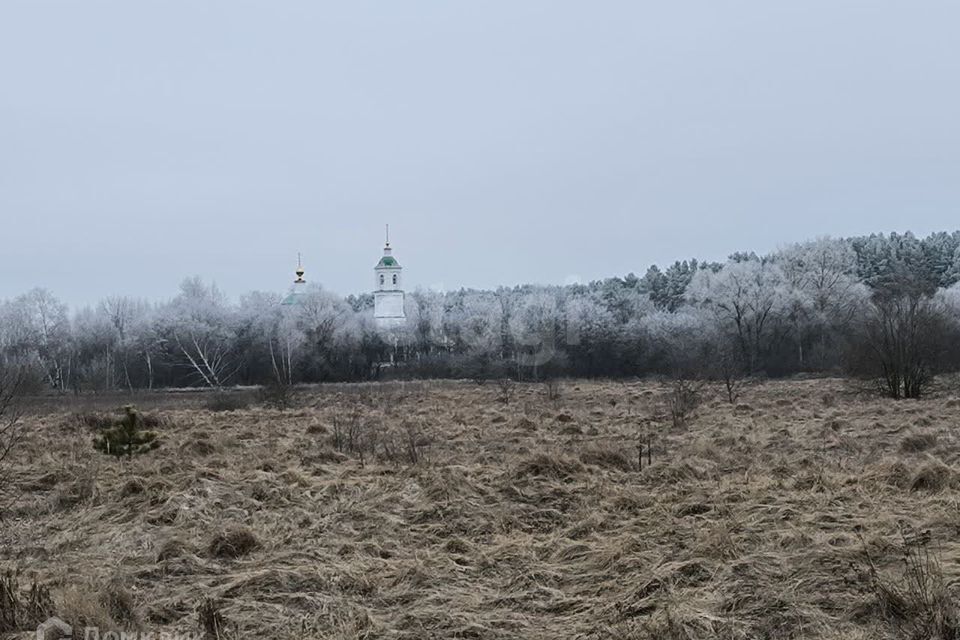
[380,274,384,285]
[392,274,397,285]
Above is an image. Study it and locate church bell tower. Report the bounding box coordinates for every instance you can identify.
[374,225,406,328]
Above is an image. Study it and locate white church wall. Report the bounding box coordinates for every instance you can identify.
[375,291,405,318]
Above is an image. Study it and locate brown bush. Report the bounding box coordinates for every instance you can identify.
[901,433,938,453]
[909,462,955,493]
[862,536,959,639]
[58,586,118,635]
[208,526,259,559]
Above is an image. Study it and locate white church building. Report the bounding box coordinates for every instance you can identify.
[281,229,407,331]
[373,227,406,329]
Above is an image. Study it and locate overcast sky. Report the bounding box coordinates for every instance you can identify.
[2,1,960,307]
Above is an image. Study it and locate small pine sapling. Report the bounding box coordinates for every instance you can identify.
[93,405,160,458]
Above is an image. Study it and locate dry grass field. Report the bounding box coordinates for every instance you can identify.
[3,378,960,639]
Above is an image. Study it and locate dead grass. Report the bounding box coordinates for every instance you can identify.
[207,526,260,559]
[3,379,960,638]
[901,432,939,453]
[0,570,54,633]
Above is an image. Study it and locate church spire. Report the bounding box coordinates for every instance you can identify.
[383,224,393,256]
[294,252,305,283]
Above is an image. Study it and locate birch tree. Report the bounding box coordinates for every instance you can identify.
[159,278,238,388]
[5,289,71,390]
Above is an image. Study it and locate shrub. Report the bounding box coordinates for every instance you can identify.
[668,378,702,428]
[861,534,959,638]
[57,588,108,633]
[93,406,160,458]
[379,422,432,466]
[0,570,54,633]
[496,378,515,405]
[848,292,949,399]
[545,379,562,402]
[0,365,26,511]
[258,381,297,410]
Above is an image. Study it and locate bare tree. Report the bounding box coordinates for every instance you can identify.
[715,338,746,404]
[667,376,702,428]
[0,364,27,510]
[496,377,515,405]
[863,293,947,400]
[776,238,870,368]
[687,260,794,373]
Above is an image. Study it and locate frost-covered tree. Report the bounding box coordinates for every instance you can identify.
[5,227,960,388]
[946,246,960,287]
[70,306,118,392]
[921,231,960,288]
[595,274,650,322]
[687,260,794,373]
[639,309,714,376]
[453,292,501,353]
[508,288,565,379]
[98,296,151,390]
[852,232,939,297]
[775,238,870,367]
[128,304,162,390]
[564,294,626,376]
[158,278,238,388]
[296,285,353,381]
[236,291,300,385]
[2,289,72,390]
[408,289,447,354]
[938,282,960,316]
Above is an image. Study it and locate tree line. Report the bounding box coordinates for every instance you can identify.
[2,231,960,398]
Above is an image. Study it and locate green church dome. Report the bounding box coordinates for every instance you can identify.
[377,256,400,268]
[281,291,304,306]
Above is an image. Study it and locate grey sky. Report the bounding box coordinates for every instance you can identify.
[2,1,959,308]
